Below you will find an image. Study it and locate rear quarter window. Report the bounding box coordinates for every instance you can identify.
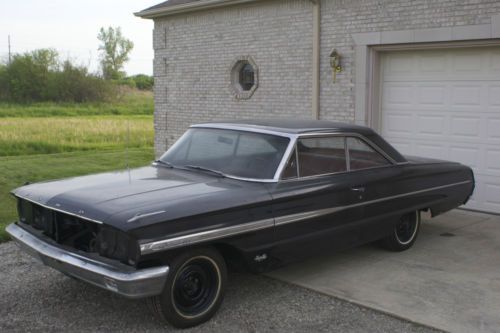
[347,137,390,170]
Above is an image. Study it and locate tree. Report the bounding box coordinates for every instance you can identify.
[97,27,134,80]
[6,49,59,102]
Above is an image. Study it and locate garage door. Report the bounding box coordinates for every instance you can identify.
[380,47,500,214]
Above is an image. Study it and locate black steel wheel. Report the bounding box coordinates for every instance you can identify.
[147,247,226,328]
[381,211,420,251]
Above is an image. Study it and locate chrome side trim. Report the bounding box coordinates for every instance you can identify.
[6,223,169,299]
[275,207,343,226]
[140,180,472,255]
[13,194,104,225]
[275,180,472,226]
[140,218,275,255]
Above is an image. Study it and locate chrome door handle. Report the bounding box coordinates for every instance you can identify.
[351,186,365,193]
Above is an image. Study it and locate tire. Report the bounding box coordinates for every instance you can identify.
[147,247,227,328]
[381,211,420,252]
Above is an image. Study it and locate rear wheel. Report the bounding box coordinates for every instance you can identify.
[381,211,420,251]
[147,247,227,328]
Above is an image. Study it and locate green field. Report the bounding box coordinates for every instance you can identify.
[0,91,155,241]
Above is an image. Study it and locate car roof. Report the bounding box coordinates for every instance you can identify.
[192,119,407,164]
[193,119,376,135]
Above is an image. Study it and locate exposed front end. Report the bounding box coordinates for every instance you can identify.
[8,197,169,299]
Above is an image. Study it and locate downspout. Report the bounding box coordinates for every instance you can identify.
[310,0,321,120]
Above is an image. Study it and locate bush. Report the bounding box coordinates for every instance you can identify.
[128,74,154,91]
[116,77,137,89]
[47,61,116,103]
[0,49,116,103]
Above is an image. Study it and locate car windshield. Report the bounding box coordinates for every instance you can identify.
[159,128,290,180]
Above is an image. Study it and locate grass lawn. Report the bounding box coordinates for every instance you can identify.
[0,115,153,156]
[0,90,155,242]
[0,90,154,118]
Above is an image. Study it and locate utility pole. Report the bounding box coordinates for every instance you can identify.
[8,35,11,64]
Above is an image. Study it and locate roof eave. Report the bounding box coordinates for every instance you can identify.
[135,0,260,19]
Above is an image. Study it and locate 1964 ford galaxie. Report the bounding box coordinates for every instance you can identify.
[7,120,474,328]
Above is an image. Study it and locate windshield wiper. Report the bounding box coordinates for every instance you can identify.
[154,160,174,168]
[184,165,226,178]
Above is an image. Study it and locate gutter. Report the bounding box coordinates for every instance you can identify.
[309,0,320,120]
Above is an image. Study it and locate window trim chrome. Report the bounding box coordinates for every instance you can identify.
[187,124,406,183]
[277,132,402,182]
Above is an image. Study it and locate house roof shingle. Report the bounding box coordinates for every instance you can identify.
[135,0,257,18]
[142,0,201,12]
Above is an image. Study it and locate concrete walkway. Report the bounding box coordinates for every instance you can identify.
[267,210,500,333]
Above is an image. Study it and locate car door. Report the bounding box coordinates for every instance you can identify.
[266,135,365,264]
[344,136,403,243]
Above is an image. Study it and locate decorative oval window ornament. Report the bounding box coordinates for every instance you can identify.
[229,56,259,100]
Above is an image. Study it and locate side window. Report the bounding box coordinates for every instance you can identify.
[297,137,347,177]
[281,148,298,179]
[347,137,390,171]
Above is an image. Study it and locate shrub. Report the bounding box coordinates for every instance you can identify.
[0,49,116,103]
[129,74,154,91]
[47,61,116,103]
[116,77,137,89]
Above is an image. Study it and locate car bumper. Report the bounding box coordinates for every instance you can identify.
[6,223,169,299]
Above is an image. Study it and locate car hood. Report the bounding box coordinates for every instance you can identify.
[12,166,271,231]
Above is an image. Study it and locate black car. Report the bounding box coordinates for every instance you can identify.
[7,120,474,328]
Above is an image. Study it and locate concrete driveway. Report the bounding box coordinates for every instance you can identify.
[267,210,500,333]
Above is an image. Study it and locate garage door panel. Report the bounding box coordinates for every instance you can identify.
[485,149,500,172]
[383,113,414,136]
[415,144,447,159]
[380,47,500,214]
[383,54,416,76]
[383,84,414,105]
[419,54,448,74]
[418,84,447,106]
[450,146,480,169]
[452,52,483,72]
[450,116,480,138]
[487,119,500,139]
[489,86,500,106]
[451,85,482,107]
[484,183,500,211]
[417,115,446,135]
[490,50,500,71]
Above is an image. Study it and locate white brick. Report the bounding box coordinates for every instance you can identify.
[149,0,500,155]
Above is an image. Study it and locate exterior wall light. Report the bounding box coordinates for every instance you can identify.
[330,49,342,83]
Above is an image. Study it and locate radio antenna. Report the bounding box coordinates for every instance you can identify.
[126,119,131,184]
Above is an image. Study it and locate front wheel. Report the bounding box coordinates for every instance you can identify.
[147,247,227,328]
[381,211,420,252]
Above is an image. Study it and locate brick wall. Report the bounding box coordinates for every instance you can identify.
[152,0,500,156]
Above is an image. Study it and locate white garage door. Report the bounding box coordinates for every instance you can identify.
[380,47,500,214]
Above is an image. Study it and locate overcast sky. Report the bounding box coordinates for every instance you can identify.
[0,0,161,75]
